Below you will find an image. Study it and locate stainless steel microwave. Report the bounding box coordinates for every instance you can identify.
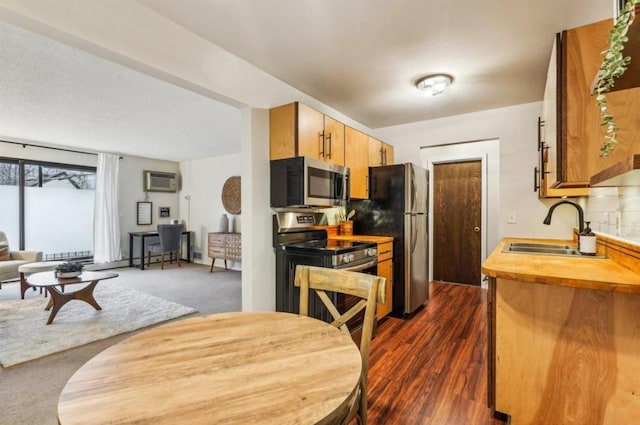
[270,157,349,208]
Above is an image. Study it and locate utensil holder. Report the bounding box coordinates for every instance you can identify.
[339,221,353,236]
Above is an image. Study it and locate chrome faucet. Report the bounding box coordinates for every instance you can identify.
[542,200,585,234]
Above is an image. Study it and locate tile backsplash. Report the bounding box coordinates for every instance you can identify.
[584,187,640,243]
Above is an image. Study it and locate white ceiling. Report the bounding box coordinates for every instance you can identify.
[0,20,242,162]
[0,1,614,161]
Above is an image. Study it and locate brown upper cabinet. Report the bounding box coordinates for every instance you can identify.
[345,127,370,199]
[537,33,589,198]
[584,21,640,185]
[540,19,640,195]
[368,137,394,167]
[270,101,396,199]
[270,102,344,166]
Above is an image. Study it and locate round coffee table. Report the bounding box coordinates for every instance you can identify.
[26,271,119,324]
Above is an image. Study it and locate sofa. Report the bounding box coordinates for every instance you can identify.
[0,231,42,287]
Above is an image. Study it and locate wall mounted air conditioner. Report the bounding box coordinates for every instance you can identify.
[143,170,177,193]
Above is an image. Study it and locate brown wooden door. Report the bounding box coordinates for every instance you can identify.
[433,160,482,285]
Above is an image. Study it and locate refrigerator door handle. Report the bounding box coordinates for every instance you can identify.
[410,213,418,253]
[410,167,416,213]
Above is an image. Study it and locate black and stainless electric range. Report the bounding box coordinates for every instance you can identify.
[274,211,378,335]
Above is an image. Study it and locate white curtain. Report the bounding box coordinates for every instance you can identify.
[93,153,121,263]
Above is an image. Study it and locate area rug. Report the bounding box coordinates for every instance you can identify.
[0,284,197,367]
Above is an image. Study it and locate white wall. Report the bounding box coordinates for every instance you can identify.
[375,101,580,251]
[179,152,243,270]
[118,156,179,260]
[241,108,274,312]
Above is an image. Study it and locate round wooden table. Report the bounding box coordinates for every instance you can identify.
[58,311,362,425]
[26,271,119,324]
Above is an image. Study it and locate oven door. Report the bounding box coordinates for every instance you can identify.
[335,257,378,344]
[337,257,377,273]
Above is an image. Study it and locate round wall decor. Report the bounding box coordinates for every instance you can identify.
[222,176,241,214]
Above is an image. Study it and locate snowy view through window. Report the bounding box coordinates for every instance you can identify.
[0,161,96,260]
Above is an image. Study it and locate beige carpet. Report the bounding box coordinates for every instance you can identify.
[0,284,197,367]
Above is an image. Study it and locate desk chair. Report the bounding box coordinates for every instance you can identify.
[147,224,184,270]
[294,265,386,425]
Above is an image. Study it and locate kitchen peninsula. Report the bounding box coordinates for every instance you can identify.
[482,237,640,425]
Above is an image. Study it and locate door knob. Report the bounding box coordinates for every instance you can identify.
[474,227,480,233]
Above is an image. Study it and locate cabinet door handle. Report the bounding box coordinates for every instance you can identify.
[366,174,369,194]
[534,166,540,192]
[319,131,325,157]
[537,116,545,151]
[326,133,332,159]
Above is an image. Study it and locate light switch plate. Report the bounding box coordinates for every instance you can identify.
[507,210,517,224]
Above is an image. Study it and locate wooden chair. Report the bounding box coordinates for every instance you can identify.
[294,265,386,425]
[147,224,183,270]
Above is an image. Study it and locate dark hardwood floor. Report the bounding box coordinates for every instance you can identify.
[367,281,506,425]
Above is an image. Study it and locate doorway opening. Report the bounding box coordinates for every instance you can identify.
[421,138,500,287]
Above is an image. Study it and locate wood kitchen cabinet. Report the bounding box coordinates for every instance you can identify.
[577,20,640,182]
[538,19,640,194]
[537,33,588,198]
[484,237,640,424]
[368,136,394,167]
[345,126,370,199]
[490,276,640,424]
[270,102,344,166]
[376,241,393,319]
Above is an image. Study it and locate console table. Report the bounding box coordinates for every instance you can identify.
[128,231,191,270]
[208,232,241,271]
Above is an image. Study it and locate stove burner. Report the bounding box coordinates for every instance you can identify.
[283,239,371,251]
[281,239,377,268]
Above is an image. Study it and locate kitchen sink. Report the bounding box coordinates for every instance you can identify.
[502,242,606,258]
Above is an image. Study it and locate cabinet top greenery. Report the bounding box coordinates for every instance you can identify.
[594,0,640,157]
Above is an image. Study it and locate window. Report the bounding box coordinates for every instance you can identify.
[0,158,96,261]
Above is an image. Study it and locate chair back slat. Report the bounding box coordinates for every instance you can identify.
[294,265,386,425]
[294,266,386,304]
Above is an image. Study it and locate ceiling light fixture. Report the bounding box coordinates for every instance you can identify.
[415,74,454,97]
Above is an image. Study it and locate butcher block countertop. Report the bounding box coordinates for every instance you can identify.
[482,237,640,294]
[329,235,394,244]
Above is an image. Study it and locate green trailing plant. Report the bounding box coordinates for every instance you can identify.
[594,0,640,157]
[54,261,84,273]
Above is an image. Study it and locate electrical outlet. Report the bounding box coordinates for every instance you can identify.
[507,210,517,224]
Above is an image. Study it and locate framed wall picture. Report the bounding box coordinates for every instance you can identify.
[137,201,152,225]
[159,207,170,218]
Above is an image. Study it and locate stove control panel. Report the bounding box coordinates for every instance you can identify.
[332,247,377,267]
[296,215,316,224]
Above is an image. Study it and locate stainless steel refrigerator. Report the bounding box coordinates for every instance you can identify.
[350,163,429,317]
